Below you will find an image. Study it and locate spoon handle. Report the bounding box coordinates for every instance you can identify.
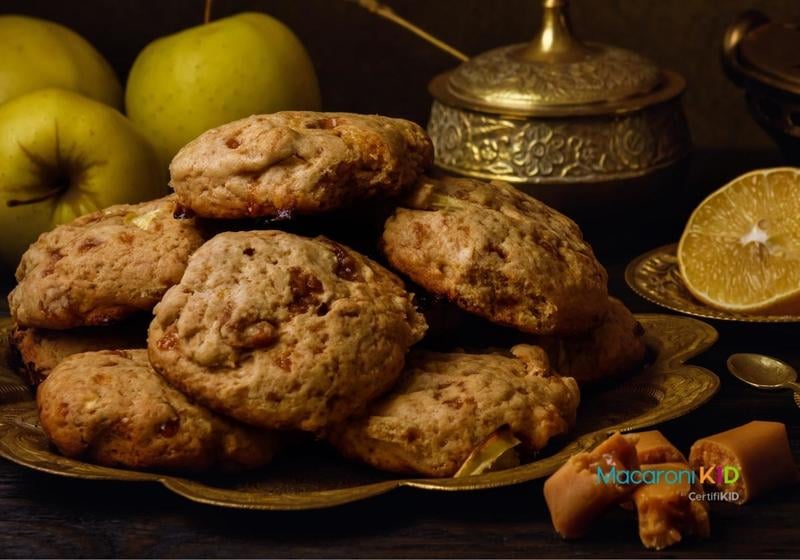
[785,381,800,394]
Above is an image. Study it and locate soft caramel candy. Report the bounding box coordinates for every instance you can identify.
[625,430,685,464]
[689,421,798,504]
[633,462,710,550]
[543,433,639,539]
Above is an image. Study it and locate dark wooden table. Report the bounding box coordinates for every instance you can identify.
[0,151,798,558]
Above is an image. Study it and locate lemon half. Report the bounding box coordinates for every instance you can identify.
[678,167,800,315]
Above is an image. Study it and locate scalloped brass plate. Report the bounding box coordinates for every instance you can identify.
[626,244,800,323]
[0,314,719,510]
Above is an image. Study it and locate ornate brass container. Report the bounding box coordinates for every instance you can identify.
[723,11,800,163]
[353,0,690,225]
[425,0,690,222]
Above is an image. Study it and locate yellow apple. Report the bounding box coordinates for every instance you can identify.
[0,89,165,272]
[0,15,122,108]
[125,11,321,168]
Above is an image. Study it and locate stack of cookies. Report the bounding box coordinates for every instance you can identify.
[7,111,645,477]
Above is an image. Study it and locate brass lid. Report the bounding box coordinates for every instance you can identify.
[429,0,683,117]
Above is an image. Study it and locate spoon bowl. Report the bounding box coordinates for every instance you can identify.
[727,353,799,389]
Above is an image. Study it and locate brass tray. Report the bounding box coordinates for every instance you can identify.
[0,314,719,510]
[626,244,800,324]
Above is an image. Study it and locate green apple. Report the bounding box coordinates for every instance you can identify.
[0,15,122,108]
[125,11,321,167]
[0,89,165,271]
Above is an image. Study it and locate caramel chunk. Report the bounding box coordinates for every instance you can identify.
[633,462,710,550]
[689,421,798,504]
[625,430,685,464]
[543,433,639,538]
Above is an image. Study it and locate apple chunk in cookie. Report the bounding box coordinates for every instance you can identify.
[9,195,204,329]
[328,345,580,477]
[0,88,164,270]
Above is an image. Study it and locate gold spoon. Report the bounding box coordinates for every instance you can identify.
[727,354,800,400]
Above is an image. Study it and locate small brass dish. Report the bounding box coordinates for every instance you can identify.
[0,314,719,510]
[626,244,800,323]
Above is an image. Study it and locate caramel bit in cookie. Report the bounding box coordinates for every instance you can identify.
[225,137,241,149]
[274,353,292,371]
[405,428,420,443]
[158,331,178,351]
[173,204,196,220]
[326,242,360,281]
[288,266,324,313]
[304,117,339,130]
[157,417,180,438]
[77,238,102,253]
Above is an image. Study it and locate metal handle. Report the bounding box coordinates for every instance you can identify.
[346,0,469,62]
[785,380,800,394]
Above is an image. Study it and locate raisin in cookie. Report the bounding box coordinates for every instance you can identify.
[381,176,608,335]
[329,345,580,477]
[169,111,432,218]
[9,320,147,385]
[534,298,647,385]
[148,230,427,433]
[9,196,204,329]
[37,350,281,472]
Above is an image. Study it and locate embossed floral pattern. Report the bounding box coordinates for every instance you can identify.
[428,101,689,182]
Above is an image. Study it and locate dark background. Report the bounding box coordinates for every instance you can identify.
[4,0,800,152]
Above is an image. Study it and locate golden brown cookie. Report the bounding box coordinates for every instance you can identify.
[9,320,147,385]
[169,111,433,218]
[328,345,580,477]
[381,176,608,335]
[9,196,204,329]
[534,298,647,385]
[37,349,281,472]
[148,230,427,433]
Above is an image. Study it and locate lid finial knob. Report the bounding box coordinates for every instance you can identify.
[519,0,593,63]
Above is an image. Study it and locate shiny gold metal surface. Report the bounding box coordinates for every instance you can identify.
[428,0,664,116]
[0,314,719,510]
[425,0,688,186]
[626,244,800,323]
[428,93,688,183]
[351,0,690,194]
[727,353,800,390]
[723,11,800,162]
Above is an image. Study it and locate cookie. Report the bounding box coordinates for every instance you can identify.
[534,298,647,385]
[37,350,281,472]
[9,196,204,329]
[148,230,427,433]
[9,320,147,385]
[381,176,608,335]
[169,111,433,219]
[329,345,580,477]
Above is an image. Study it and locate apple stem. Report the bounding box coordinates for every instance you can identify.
[7,186,66,207]
[204,0,213,23]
